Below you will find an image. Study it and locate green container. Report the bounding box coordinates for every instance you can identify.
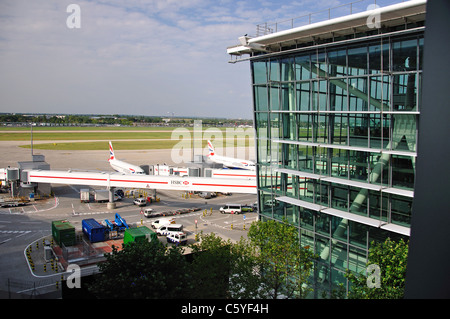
[123,226,157,246]
[52,220,76,247]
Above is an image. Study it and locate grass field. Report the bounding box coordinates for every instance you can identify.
[0,126,254,150]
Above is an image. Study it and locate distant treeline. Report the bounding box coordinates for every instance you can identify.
[0,113,253,127]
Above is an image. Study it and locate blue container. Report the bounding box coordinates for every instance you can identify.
[82,218,106,243]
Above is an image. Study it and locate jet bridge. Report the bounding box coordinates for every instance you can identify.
[23,169,257,194]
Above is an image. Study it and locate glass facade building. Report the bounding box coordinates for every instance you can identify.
[228,1,426,297]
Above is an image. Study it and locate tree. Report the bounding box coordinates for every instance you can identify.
[188,232,233,298]
[346,238,409,299]
[87,240,191,299]
[247,219,316,299]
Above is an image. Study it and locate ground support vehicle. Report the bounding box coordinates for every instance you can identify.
[166,232,187,246]
[156,224,183,236]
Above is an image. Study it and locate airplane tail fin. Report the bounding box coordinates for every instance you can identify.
[109,141,115,161]
[207,140,215,156]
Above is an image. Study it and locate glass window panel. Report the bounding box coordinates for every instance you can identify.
[330,114,348,146]
[295,54,311,80]
[298,145,314,173]
[348,45,367,75]
[281,57,295,81]
[318,80,328,111]
[369,42,389,74]
[391,195,413,227]
[317,181,329,207]
[418,37,424,70]
[331,183,349,211]
[259,190,273,218]
[269,112,280,140]
[254,85,268,111]
[273,199,285,220]
[349,114,369,147]
[285,203,298,226]
[316,213,330,237]
[281,83,295,111]
[257,137,271,164]
[392,38,417,71]
[315,147,328,176]
[391,114,417,152]
[328,48,347,76]
[300,228,314,248]
[369,75,390,111]
[316,115,328,143]
[331,241,348,271]
[316,234,330,263]
[348,77,368,111]
[348,246,368,273]
[331,215,348,241]
[348,220,368,248]
[299,178,315,203]
[393,73,418,111]
[255,112,269,139]
[368,190,387,222]
[329,80,348,111]
[269,59,280,82]
[284,144,298,170]
[252,60,268,84]
[349,151,368,182]
[258,164,272,191]
[296,81,311,111]
[391,155,415,190]
[269,85,280,111]
[369,113,382,149]
[298,113,313,142]
[349,186,368,216]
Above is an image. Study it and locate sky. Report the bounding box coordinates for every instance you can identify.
[0,0,401,119]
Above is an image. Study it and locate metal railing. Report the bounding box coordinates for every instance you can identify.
[255,0,408,36]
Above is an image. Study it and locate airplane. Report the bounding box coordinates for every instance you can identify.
[207,140,256,171]
[108,141,146,175]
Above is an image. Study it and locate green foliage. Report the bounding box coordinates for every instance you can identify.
[88,222,317,299]
[247,219,317,299]
[88,240,191,299]
[346,238,409,299]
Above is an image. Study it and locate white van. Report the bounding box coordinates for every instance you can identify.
[133,198,147,206]
[156,224,184,236]
[167,232,187,245]
[151,217,175,229]
[219,204,242,214]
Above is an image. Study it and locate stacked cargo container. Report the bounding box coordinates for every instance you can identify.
[123,226,157,245]
[51,220,76,246]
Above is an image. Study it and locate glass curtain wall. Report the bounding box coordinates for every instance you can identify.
[252,32,423,297]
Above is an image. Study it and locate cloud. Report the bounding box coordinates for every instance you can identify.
[0,0,352,119]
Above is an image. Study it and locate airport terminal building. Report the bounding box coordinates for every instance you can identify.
[228,0,425,296]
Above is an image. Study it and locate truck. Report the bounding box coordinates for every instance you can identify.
[94,189,109,203]
[80,189,90,203]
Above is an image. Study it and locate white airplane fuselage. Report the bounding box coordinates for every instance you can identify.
[207,140,256,171]
[108,141,146,175]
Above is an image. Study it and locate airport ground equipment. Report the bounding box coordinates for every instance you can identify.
[52,220,76,247]
[82,218,106,243]
[115,213,129,231]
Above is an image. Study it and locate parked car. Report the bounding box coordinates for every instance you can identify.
[133,198,147,206]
